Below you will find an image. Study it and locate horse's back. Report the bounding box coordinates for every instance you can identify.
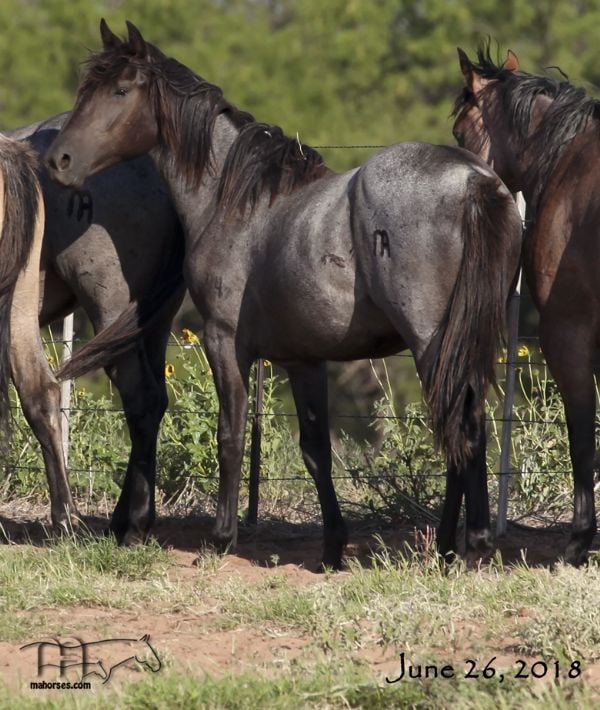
[355,141,502,203]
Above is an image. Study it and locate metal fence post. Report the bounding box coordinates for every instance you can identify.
[496,192,526,536]
[60,314,74,467]
[246,359,265,524]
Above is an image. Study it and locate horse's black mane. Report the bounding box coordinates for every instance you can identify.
[217,123,331,215]
[454,43,600,206]
[82,40,330,216]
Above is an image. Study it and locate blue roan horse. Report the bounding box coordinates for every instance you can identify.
[46,20,522,569]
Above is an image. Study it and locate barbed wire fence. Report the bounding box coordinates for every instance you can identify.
[2,151,582,535]
[11,326,574,533]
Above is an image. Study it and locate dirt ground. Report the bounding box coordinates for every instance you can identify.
[0,500,598,693]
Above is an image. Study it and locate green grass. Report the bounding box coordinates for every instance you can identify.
[0,530,182,637]
[1,542,599,707]
[1,338,599,707]
[0,661,595,709]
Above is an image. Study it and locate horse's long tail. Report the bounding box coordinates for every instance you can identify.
[56,224,186,381]
[0,138,42,437]
[420,172,521,467]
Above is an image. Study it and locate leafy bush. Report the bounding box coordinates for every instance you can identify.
[0,336,584,528]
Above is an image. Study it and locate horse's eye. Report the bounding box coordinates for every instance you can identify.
[114,87,129,97]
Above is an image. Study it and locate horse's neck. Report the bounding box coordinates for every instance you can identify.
[518,93,555,203]
[150,112,239,242]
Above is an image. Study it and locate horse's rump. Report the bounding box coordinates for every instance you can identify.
[420,169,521,466]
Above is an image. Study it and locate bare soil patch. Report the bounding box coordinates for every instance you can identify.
[0,499,598,693]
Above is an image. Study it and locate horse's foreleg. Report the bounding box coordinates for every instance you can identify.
[287,363,347,570]
[205,336,250,551]
[542,328,596,566]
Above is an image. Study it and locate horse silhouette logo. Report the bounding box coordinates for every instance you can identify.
[21,634,162,684]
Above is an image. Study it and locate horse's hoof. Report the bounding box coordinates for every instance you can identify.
[316,554,344,573]
[564,541,589,567]
[210,528,236,554]
[51,507,81,534]
[107,523,145,546]
[464,529,494,566]
[466,528,494,554]
[318,540,345,572]
[440,549,460,566]
[119,530,146,546]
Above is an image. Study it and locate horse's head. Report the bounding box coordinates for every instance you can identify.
[134,634,162,673]
[453,47,524,192]
[46,20,159,188]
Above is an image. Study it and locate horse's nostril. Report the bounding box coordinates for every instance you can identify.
[58,153,71,171]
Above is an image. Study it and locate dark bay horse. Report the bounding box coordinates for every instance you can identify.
[46,21,522,568]
[453,46,600,565]
[5,114,185,540]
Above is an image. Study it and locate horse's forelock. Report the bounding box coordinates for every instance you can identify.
[81,40,167,92]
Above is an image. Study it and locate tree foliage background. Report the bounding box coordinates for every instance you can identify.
[3,0,600,170]
[2,0,596,432]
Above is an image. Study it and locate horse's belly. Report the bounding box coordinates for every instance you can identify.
[254,293,406,362]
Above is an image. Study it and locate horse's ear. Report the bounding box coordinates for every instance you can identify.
[99,18,121,50]
[457,48,472,79]
[503,49,520,72]
[126,20,147,57]
[457,47,486,94]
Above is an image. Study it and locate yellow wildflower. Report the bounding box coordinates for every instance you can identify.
[47,355,55,366]
[497,355,506,364]
[517,345,530,358]
[181,328,199,345]
[165,363,175,377]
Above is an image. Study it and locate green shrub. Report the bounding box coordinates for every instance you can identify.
[0,337,584,528]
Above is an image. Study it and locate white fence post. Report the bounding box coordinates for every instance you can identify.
[496,192,526,536]
[60,314,74,467]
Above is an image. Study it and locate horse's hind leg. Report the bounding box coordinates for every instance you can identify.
[104,329,170,545]
[542,327,596,566]
[436,464,464,561]
[287,363,347,570]
[460,406,492,559]
[437,399,490,562]
[8,191,76,528]
[10,340,77,528]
